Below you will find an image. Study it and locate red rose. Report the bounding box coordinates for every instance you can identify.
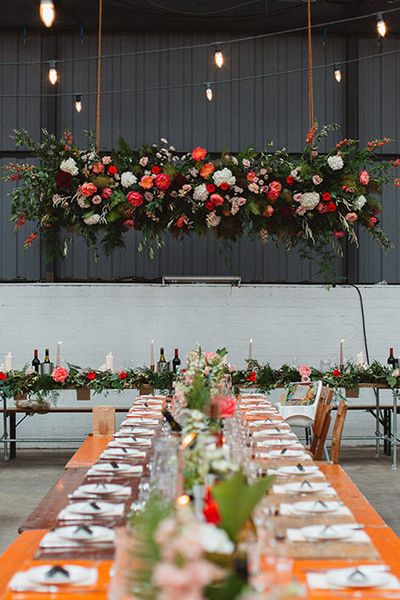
[107,165,118,176]
[333,231,345,239]
[56,170,73,190]
[316,203,328,214]
[332,369,341,377]
[87,371,96,381]
[326,201,337,213]
[122,219,135,230]
[118,371,128,380]
[219,182,229,191]
[322,192,331,202]
[210,193,224,207]
[155,173,171,191]
[0,372,7,381]
[286,176,295,186]
[205,201,214,211]
[206,184,216,193]
[246,370,257,383]
[176,215,188,228]
[203,499,221,525]
[151,166,161,174]
[368,216,378,227]
[126,191,144,207]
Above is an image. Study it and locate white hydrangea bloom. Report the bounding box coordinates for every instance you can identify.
[193,183,209,202]
[300,192,320,210]
[213,167,236,187]
[83,213,100,225]
[60,158,78,176]
[355,194,367,209]
[121,171,137,188]
[327,154,344,170]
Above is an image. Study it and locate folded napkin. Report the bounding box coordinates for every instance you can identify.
[101,449,146,459]
[113,435,151,447]
[287,524,370,543]
[268,468,324,478]
[256,441,303,449]
[253,430,297,439]
[58,502,125,521]
[8,568,98,591]
[40,529,115,548]
[87,464,143,476]
[279,503,352,517]
[69,486,131,500]
[119,423,155,434]
[272,484,336,496]
[124,418,159,425]
[263,451,312,460]
[307,565,400,591]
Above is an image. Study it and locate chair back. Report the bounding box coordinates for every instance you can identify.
[309,386,333,460]
[330,400,348,464]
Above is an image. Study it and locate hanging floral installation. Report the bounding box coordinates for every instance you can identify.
[3,124,398,264]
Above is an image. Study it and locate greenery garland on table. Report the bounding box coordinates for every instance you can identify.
[3,124,398,272]
[0,358,399,407]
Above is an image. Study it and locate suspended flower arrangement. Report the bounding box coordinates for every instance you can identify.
[3,124,397,265]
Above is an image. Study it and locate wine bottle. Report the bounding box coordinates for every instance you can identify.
[157,347,169,373]
[172,348,181,374]
[41,348,52,375]
[32,349,40,373]
[162,408,182,432]
[44,348,50,363]
[388,347,396,370]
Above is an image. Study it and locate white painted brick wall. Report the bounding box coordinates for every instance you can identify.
[0,283,398,448]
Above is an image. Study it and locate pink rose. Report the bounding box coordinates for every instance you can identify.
[205,352,215,363]
[212,395,236,418]
[293,193,303,203]
[80,182,97,197]
[176,215,189,228]
[264,205,274,217]
[123,219,135,230]
[139,156,148,167]
[92,162,104,174]
[368,216,378,227]
[298,364,311,378]
[101,188,112,200]
[333,231,345,238]
[269,180,282,194]
[360,170,370,186]
[345,212,358,222]
[316,202,328,214]
[126,191,144,207]
[52,366,69,383]
[102,156,112,165]
[92,195,102,205]
[312,175,323,185]
[210,193,224,207]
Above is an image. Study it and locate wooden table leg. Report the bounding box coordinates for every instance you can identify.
[9,412,16,459]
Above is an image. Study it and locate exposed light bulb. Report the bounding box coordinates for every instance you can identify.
[334,65,342,83]
[214,48,224,68]
[376,13,387,38]
[75,94,82,113]
[205,83,213,102]
[48,61,58,85]
[40,0,55,28]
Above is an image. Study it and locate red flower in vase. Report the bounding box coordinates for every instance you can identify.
[87,371,96,381]
[203,499,221,525]
[118,371,128,380]
[0,372,7,381]
[246,370,257,383]
[332,369,341,377]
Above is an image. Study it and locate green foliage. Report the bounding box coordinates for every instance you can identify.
[185,372,211,411]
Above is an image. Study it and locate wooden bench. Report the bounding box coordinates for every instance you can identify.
[65,434,113,468]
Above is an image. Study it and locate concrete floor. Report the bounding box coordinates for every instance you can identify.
[0,446,399,555]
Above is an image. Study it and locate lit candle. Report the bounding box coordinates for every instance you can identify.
[176,494,191,508]
[56,341,62,367]
[150,340,155,371]
[4,353,13,372]
[356,351,364,366]
[248,338,253,361]
[339,339,344,368]
[105,352,114,372]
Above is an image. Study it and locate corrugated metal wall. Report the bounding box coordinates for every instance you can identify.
[0,31,397,282]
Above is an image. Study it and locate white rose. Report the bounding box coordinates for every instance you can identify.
[121,171,137,188]
[199,524,235,555]
[213,167,236,187]
[290,167,302,182]
[300,191,320,210]
[60,158,78,176]
[327,154,344,170]
[139,156,148,167]
[193,183,209,202]
[77,195,90,209]
[83,214,100,226]
[355,195,367,209]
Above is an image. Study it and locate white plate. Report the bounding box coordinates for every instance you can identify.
[255,431,297,439]
[301,525,354,541]
[292,500,342,514]
[65,501,120,515]
[283,482,331,494]
[108,438,143,447]
[277,466,319,476]
[88,463,140,474]
[267,449,308,459]
[78,483,124,496]
[256,439,299,447]
[326,568,390,589]
[102,448,145,458]
[55,525,113,542]
[27,565,92,585]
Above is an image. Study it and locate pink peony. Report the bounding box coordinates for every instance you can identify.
[155,173,171,191]
[360,170,370,185]
[139,175,153,189]
[92,162,104,174]
[52,366,69,383]
[80,182,97,197]
[212,395,236,418]
[210,193,224,207]
[312,175,323,185]
[101,188,112,200]
[102,156,112,165]
[298,364,311,378]
[126,191,144,207]
[345,212,358,222]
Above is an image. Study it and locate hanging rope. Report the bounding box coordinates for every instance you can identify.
[307,0,315,129]
[96,0,103,152]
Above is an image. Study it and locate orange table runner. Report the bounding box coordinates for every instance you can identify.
[65,435,113,469]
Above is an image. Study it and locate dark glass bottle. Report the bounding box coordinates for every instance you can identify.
[388,347,396,370]
[172,348,181,374]
[32,349,40,373]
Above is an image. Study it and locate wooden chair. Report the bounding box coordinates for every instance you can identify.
[308,386,333,460]
[330,400,348,464]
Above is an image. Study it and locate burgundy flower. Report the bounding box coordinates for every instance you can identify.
[56,170,73,190]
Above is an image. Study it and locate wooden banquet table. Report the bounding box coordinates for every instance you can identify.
[2,395,400,599]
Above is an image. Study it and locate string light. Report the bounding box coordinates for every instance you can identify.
[334,64,342,83]
[214,48,224,68]
[39,0,56,28]
[376,13,387,38]
[75,94,82,112]
[205,82,213,101]
[48,61,58,85]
